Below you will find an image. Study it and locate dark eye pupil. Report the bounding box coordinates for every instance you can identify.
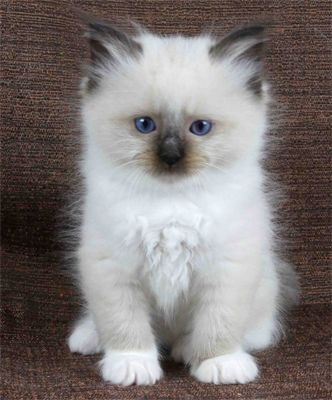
[197,121,205,131]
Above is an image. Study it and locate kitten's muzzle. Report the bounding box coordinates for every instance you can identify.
[157,135,184,166]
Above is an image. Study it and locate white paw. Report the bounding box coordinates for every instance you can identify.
[192,351,259,384]
[68,316,101,355]
[100,350,163,386]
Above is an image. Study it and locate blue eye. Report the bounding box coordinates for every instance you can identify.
[134,116,156,134]
[189,120,212,136]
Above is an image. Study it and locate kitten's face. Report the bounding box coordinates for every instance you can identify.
[81,19,269,180]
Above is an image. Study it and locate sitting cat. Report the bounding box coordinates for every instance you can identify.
[68,15,298,386]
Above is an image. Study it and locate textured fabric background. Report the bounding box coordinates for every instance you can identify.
[1,1,331,399]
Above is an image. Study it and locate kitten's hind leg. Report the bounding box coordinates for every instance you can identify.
[243,316,279,352]
[68,313,101,355]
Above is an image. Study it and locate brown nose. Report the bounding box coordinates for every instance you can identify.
[157,135,184,166]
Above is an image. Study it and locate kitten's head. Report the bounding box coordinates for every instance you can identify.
[81,15,270,181]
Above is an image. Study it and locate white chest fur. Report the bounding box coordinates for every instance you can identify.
[124,200,211,314]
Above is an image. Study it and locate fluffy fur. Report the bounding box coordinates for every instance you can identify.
[68,16,298,386]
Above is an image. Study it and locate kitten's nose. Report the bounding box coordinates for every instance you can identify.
[160,152,182,166]
[157,135,184,166]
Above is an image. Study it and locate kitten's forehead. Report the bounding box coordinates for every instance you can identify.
[110,35,220,116]
[139,35,212,61]
[140,36,213,99]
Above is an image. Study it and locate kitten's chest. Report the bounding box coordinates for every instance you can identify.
[124,200,211,310]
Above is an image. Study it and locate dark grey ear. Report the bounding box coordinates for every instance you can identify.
[80,13,142,91]
[209,24,268,96]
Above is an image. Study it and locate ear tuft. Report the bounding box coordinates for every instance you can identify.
[209,23,269,96]
[78,11,142,91]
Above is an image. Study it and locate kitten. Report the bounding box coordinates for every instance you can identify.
[68,14,298,386]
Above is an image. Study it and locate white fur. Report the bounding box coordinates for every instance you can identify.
[68,314,101,355]
[100,349,162,386]
[192,351,259,384]
[68,27,297,385]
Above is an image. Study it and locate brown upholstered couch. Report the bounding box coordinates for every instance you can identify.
[1,1,331,399]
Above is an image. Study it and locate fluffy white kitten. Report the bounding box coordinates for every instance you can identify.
[68,15,298,386]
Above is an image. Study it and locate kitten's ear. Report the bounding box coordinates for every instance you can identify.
[79,12,142,91]
[209,24,268,96]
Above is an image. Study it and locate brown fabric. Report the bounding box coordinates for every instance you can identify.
[1,1,331,399]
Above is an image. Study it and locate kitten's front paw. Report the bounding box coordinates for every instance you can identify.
[100,350,163,386]
[192,351,258,384]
